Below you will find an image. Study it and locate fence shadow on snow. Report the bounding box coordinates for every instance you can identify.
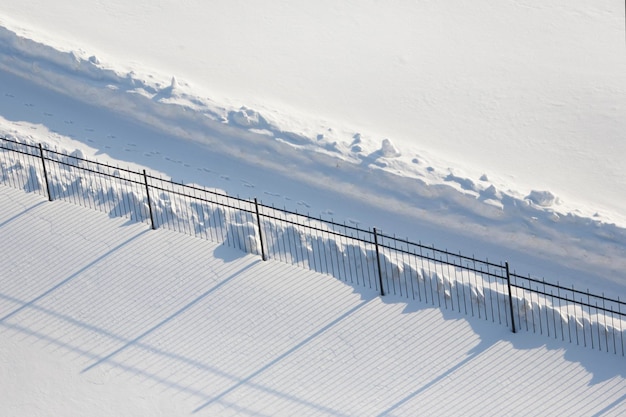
[1,136,624,357]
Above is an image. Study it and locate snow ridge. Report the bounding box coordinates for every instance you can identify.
[0,25,614,222]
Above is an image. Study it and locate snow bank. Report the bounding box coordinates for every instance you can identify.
[1,23,624,235]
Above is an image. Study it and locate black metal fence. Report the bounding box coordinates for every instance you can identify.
[1,137,624,356]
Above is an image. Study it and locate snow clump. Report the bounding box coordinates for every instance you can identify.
[526,190,557,207]
[380,138,401,158]
[229,107,267,128]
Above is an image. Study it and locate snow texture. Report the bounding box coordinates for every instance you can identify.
[0,26,625,298]
[0,0,625,415]
[1,187,625,416]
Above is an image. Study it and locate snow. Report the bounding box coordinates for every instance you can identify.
[1,0,625,217]
[0,42,625,295]
[0,0,625,414]
[2,186,625,416]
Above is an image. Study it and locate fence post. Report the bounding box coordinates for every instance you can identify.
[143,170,156,230]
[254,198,266,261]
[373,227,385,296]
[38,143,53,201]
[505,262,516,333]
[619,296,624,357]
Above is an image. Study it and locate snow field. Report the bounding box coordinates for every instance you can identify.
[0,1,625,415]
[1,186,626,416]
[1,0,624,220]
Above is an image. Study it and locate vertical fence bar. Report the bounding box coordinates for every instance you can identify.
[143,170,156,230]
[38,143,53,201]
[254,198,266,261]
[373,227,384,296]
[557,285,564,341]
[588,290,595,350]
[617,297,624,356]
[505,262,516,333]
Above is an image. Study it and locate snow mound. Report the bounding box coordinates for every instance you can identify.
[526,190,557,207]
[228,106,268,128]
[380,138,401,158]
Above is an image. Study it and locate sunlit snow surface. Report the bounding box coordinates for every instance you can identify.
[1,187,625,416]
[0,1,626,414]
[1,0,624,216]
[0,14,625,293]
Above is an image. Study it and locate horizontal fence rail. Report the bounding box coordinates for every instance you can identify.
[510,273,625,356]
[1,136,624,356]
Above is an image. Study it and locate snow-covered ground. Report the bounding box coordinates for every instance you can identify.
[2,186,625,416]
[0,16,625,296]
[0,0,626,414]
[1,0,624,218]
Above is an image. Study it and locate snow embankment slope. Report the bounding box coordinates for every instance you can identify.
[0,0,624,218]
[0,23,624,295]
[1,186,625,416]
